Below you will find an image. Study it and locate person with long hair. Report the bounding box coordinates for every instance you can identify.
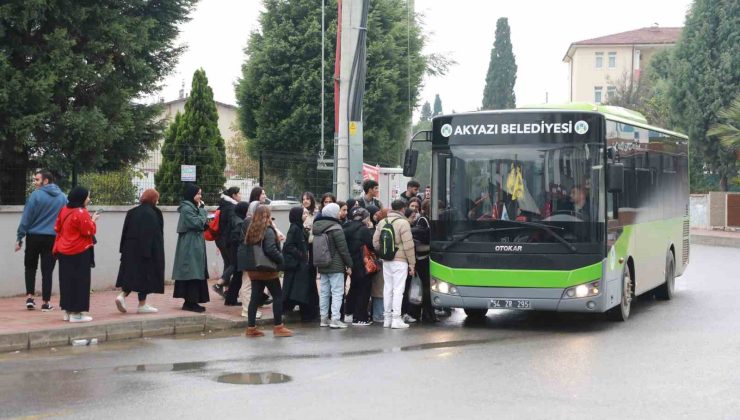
[409,198,437,322]
[248,186,268,204]
[243,205,292,337]
[172,184,210,312]
[343,207,376,326]
[53,186,99,323]
[114,188,164,314]
[236,201,263,319]
[320,192,336,210]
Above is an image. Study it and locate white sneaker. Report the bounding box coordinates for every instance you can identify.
[330,319,348,329]
[69,314,93,323]
[344,314,353,323]
[63,311,70,322]
[383,317,392,328]
[256,310,262,319]
[402,314,417,323]
[320,317,330,327]
[115,293,127,313]
[137,304,158,314]
[391,319,410,329]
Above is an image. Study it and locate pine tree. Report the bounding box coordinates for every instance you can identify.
[668,0,739,191]
[481,18,517,110]
[155,69,226,205]
[420,101,432,121]
[433,94,443,116]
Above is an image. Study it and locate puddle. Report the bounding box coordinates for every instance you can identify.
[216,372,292,385]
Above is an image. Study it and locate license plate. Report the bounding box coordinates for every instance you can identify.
[489,299,532,310]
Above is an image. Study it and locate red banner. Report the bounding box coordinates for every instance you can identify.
[362,163,379,182]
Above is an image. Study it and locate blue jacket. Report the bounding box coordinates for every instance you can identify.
[16,184,68,242]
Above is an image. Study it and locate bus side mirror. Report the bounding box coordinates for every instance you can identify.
[403,149,418,177]
[608,163,624,193]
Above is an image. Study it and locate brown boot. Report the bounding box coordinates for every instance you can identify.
[273,324,293,337]
[245,326,264,337]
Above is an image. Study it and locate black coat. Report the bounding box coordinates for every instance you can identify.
[116,203,165,294]
[216,198,236,249]
[282,223,313,305]
[343,220,374,277]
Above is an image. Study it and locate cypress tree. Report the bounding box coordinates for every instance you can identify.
[482,17,517,110]
[668,0,739,191]
[420,101,432,121]
[433,94,443,116]
[155,69,226,204]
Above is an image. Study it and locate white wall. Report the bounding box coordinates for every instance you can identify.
[0,205,292,298]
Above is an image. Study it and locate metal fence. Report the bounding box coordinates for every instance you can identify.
[1,149,334,206]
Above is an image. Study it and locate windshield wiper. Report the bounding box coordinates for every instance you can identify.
[496,219,577,253]
[442,227,522,251]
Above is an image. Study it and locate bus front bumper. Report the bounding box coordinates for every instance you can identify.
[431,285,607,313]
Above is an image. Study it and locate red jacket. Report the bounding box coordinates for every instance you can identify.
[53,207,97,256]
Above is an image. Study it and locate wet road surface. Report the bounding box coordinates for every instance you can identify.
[1,245,739,419]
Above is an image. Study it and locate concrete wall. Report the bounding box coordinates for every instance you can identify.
[0,205,292,298]
[690,194,709,228]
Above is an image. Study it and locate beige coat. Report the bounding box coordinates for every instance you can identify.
[372,210,416,270]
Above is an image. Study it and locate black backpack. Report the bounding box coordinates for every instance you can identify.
[378,217,401,261]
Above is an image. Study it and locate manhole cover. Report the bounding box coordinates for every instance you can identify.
[216,372,292,385]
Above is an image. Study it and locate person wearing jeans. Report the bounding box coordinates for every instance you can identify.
[312,203,353,329]
[373,199,416,329]
[15,170,67,311]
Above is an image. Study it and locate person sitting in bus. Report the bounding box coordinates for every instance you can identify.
[571,185,590,220]
[467,192,491,220]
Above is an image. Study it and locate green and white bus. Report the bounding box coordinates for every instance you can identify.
[404,104,689,321]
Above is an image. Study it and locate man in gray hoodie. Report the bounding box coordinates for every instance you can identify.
[312,203,353,329]
[15,170,67,311]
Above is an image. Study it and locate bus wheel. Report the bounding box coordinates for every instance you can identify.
[464,308,488,318]
[654,251,675,300]
[607,266,633,322]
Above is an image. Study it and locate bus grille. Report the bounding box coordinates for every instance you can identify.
[682,218,690,265]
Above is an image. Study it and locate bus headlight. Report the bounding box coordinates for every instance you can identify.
[563,281,600,299]
[431,278,459,295]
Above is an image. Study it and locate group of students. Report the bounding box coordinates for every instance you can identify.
[15,170,436,335]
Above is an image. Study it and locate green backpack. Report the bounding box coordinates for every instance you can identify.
[378,218,400,261]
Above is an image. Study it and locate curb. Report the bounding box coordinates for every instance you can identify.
[690,233,740,248]
[0,314,277,353]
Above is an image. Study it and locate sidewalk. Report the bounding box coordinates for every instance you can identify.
[0,280,277,353]
[690,228,740,248]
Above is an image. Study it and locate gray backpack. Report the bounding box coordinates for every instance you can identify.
[313,224,342,268]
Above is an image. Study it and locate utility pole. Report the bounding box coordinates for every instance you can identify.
[336,0,369,200]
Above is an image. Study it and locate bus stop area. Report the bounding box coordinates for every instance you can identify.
[1,228,737,353]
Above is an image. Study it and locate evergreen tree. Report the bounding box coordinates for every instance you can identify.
[0,0,195,204]
[668,0,739,191]
[481,17,517,110]
[155,69,226,205]
[420,101,432,121]
[236,0,444,181]
[433,94,443,116]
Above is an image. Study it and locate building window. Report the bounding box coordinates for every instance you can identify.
[594,86,603,103]
[607,85,616,100]
[608,52,617,68]
[595,52,604,69]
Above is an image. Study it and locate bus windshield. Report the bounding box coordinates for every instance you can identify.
[432,143,604,248]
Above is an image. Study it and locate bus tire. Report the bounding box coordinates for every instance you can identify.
[654,251,675,301]
[464,308,488,318]
[606,266,633,322]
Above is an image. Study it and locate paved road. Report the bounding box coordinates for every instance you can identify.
[1,245,739,419]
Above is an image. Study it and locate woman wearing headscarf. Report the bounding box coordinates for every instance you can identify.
[212,187,241,299]
[114,188,164,314]
[281,206,318,321]
[222,201,250,307]
[53,186,98,323]
[172,184,210,312]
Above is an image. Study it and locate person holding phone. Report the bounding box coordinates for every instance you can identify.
[172,184,210,312]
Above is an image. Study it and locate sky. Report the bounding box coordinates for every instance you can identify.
[158,0,693,117]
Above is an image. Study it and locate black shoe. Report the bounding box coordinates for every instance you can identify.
[211,284,225,298]
[193,304,206,313]
[182,303,206,313]
[261,297,273,306]
[26,298,35,310]
[41,303,55,312]
[224,301,242,306]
